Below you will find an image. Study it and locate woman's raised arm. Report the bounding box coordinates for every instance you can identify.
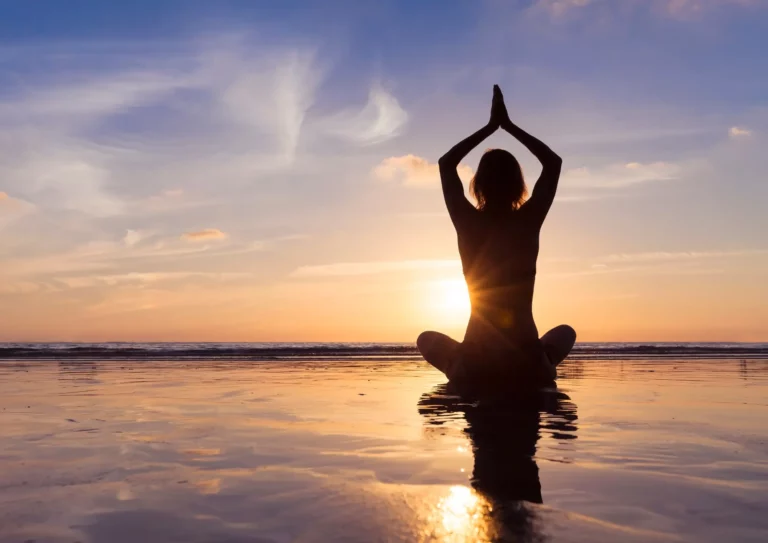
[495,85,562,221]
[438,88,504,225]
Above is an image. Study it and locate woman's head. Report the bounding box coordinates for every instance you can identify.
[470,148,527,211]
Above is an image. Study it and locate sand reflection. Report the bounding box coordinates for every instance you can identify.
[419,384,578,541]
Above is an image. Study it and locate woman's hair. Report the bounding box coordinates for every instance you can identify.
[470,148,527,211]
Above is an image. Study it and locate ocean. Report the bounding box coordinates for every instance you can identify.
[2,345,767,542]
[3,341,768,360]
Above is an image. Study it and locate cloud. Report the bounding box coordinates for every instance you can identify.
[535,0,594,17]
[538,248,767,280]
[0,62,199,218]
[17,154,125,217]
[0,232,279,294]
[0,40,329,221]
[0,71,190,125]
[598,248,768,263]
[533,0,760,19]
[180,228,228,242]
[323,84,409,144]
[0,192,36,228]
[729,126,752,138]
[291,259,461,278]
[662,0,757,18]
[214,48,322,162]
[289,250,767,280]
[55,271,252,289]
[0,191,21,208]
[562,161,680,189]
[122,229,149,247]
[373,155,474,188]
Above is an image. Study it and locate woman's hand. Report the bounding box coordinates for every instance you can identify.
[489,84,511,129]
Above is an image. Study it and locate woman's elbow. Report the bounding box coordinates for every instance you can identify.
[546,153,562,172]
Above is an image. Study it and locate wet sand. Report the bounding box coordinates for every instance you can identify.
[1,358,767,542]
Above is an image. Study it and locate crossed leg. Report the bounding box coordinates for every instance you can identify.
[540,325,577,368]
[416,331,463,381]
[417,324,576,382]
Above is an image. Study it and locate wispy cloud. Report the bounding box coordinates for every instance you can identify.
[533,0,760,19]
[323,84,409,144]
[0,191,32,210]
[0,38,380,222]
[0,70,190,125]
[662,0,758,18]
[562,161,680,189]
[181,228,228,242]
[214,47,322,162]
[373,155,473,188]
[534,0,593,17]
[17,154,125,217]
[0,192,36,229]
[122,229,150,247]
[729,126,752,138]
[547,248,767,278]
[598,248,768,263]
[0,231,285,298]
[56,271,252,290]
[290,248,768,281]
[0,63,196,217]
[141,188,213,214]
[291,259,461,278]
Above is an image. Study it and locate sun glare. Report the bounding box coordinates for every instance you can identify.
[426,279,471,327]
[438,279,471,314]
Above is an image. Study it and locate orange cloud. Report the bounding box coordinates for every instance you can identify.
[181,228,227,242]
[373,154,473,188]
[0,192,36,221]
[729,126,752,138]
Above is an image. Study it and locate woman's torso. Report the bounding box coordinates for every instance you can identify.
[457,207,541,351]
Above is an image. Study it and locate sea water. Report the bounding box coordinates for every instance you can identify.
[1,344,766,542]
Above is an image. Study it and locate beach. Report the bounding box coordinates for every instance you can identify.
[1,347,767,542]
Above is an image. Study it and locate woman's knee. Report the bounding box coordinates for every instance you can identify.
[541,325,577,365]
[557,324,577,345]
[544,324,575,341]
[417,331,439,355]
[417,331,458,359]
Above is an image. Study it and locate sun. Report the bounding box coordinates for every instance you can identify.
[434,279,471,319]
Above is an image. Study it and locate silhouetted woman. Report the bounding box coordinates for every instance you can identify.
[418,85,576,389]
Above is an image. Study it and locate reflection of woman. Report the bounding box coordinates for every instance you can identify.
[418,385,578,537]
[418,85,576,388]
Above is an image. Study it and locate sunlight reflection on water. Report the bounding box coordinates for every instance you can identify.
[431,485,492,542]
[0,358,766,542]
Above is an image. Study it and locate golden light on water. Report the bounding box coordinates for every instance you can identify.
[425,485,493,543]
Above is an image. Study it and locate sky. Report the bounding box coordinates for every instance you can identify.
[1,0,767,342]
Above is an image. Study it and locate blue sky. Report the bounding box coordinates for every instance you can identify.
[1,0,767,341]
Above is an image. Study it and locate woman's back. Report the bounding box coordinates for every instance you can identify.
[457,206,542,348]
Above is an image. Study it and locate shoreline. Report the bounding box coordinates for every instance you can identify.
[2,341,768,360]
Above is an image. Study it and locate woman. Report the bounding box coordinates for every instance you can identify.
[417,85,576,389]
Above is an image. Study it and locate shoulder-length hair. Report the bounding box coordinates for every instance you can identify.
[470,148,527,211]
